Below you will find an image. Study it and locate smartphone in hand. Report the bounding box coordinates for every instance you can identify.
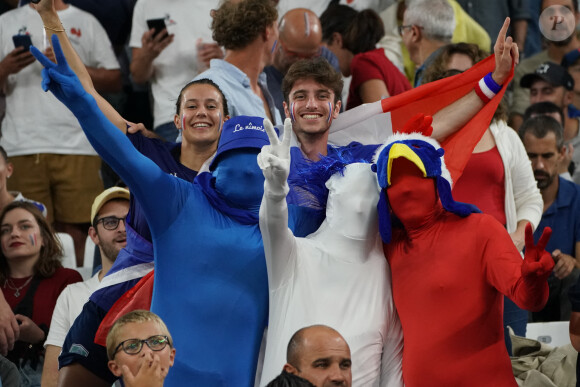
[12,34,33,51]
[146,18,168,39]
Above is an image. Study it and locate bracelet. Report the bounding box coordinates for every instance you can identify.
[483,73,502,94]
[474,72,502,103]
[44,24,65,32]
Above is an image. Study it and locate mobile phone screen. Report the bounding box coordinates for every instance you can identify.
[12,35,32,51]
[146,18,167,38]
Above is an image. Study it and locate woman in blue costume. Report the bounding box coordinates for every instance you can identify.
[27,2,234,385]
[32,36,271,387]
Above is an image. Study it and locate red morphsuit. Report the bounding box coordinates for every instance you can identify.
[381,154,553,386]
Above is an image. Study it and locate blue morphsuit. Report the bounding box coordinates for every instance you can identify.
[32,36,316,386]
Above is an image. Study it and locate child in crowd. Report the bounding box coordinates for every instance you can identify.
[106,310,175,387]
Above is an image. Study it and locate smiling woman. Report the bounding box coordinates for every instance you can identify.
[0,201,81,386]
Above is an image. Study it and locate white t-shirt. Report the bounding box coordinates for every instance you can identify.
[129,0,216,129]
[0,5,119,156]
[259,164,403,387]
[44,272,100,348]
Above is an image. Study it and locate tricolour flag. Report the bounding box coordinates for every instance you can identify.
[329,54,512,183]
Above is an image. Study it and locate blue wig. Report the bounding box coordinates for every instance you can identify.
[289,149,367,210]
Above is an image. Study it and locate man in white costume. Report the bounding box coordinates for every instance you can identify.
[257,119,403,387]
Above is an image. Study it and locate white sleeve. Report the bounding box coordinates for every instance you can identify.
[259,176,297,291]
[44,287,72,348]
[506,128,543,230]
[379,305,404,387]
[129,0,147,49]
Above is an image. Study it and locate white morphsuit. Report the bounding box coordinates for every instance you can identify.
[257,120,403,387]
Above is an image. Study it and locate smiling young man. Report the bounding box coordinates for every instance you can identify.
[281,16,518,166]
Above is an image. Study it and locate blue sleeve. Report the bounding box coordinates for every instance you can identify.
[70,93,186,233]
[288,205,325,238]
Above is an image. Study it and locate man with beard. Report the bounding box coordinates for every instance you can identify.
[520,116,580,321]
[510,0,580,131]
[41,187,130,387]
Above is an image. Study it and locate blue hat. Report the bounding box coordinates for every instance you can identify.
[209,115,271,170]
[562,48,580,68]
[372,133,479,243]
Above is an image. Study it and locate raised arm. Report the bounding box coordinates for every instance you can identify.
[32,0,126,132]
[258,119,298,288]
[31,35,182,232]
[431,17,518,140]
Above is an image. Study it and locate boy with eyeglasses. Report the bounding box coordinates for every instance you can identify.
[106,310,176,387]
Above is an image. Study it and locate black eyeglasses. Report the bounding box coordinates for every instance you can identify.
[96,216,126,231]
[398,24,423,36]
[113,335,170,357]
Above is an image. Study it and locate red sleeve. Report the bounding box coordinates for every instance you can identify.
[351,50,411,97]
[479,216,549,311]
[350,52,385,91]
[33,268,83,329]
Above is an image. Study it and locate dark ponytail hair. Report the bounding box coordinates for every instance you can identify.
[320,5,384,55]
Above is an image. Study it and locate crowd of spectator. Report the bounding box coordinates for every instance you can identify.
[0,0,579,386]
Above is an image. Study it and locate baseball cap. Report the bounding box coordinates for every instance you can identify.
[562,48,580,68]
[209,115,274,170]
[91,187,130,223]
[520,62,574,90]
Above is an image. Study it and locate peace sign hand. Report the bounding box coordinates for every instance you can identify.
[30,34,87,108]
[257,118,292,191]
[522,223,554,278]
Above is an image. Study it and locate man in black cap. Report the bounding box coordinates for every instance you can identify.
[520,62,575,115]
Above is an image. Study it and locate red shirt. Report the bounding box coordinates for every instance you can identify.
[3,267,82,330]
[347,48,411,110]
[453,146,506,225]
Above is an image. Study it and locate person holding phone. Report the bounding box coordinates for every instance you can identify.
[129,0,224,141]
[0,35,36,87]
[0,0,121,271]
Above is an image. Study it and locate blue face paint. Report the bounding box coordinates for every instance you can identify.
[271,39,278,53]
[327,102,332,124]
[213,149,264,209]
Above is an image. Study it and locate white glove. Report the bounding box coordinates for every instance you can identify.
[257,118,292,196]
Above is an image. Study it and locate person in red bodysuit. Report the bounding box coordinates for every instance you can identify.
[374,132,554,386]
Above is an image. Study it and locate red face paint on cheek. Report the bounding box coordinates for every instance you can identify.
[290,102,296,122]
[327,102,333,124]
[29,234,36,246]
